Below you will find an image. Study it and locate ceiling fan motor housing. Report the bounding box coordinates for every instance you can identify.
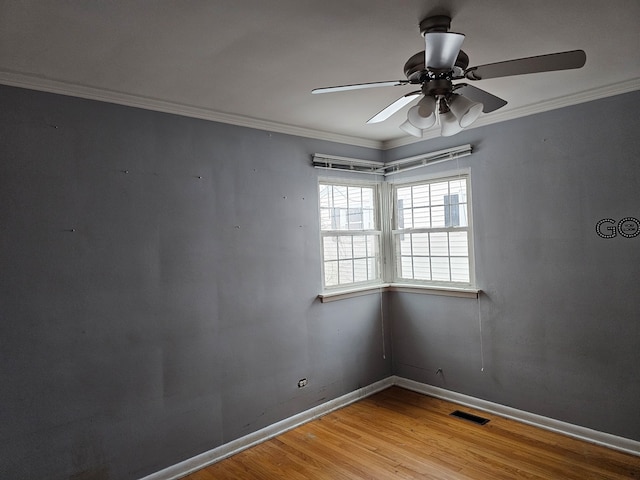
[422,79,452,97]
[403,51,468,80]
[419,15,452,35]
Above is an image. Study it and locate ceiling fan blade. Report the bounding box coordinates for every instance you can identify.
[367,91,421,124]
[424,32,465,69]
[454,84,508,113]
[312,80,409,94]
[465,49,586,81]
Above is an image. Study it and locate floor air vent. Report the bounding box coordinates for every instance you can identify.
[450,410,490,425]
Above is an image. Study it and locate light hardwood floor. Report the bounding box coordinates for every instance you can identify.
[182,386,640,479]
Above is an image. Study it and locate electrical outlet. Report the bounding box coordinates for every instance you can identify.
[297,378,307,388]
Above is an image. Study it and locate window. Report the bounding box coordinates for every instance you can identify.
[319,182,381,289]
[318,174,474,293]
[393,176,473,286]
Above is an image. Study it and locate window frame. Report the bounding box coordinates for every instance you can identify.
[390,173,476,289]
[317,171,477,299]
[318,178,384,291]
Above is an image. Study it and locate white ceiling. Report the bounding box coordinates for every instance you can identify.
[1,0,639,148]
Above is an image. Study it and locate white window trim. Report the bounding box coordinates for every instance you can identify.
[389,172,476,289]
[319,178,384,292]
[317,156,478,301]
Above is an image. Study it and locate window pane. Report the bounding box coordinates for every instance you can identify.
[338,260,353,284]
[444,194,459,227]
[413,256,431,280]
[430,232,449,256]
[450,257,470,283]
[459,204,468,227]
[430,182,449,206]
[449,179,466,199]
[412,184,430,208]
[337,236,352,260]
[331,207,346,230]
[362,187,374,209]
[362,208,375,230]
[323,236,338,260]
[449,232,468,257]
[320,208,332,230]
[431,205,445,228]
[367,258,378,280]
[366,235,377,255]
[450,202,468,227]
[396,186,412,205]
[399,208,413,229]
[353,259,368,282]
[353,235,367,257]
[347,207,363,230]
[413,207,430,228]
[319,184,331,208]
[324,261,338,286]
[348,187,362,208]
[412,233,429,256]
[333,185,347,208]
[400,256,413,278]
[397,234,411,256]
[431,257,450,281]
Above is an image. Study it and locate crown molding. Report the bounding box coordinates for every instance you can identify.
[2,70,638,152]
[382,77,640,150]
[0,70,383,150]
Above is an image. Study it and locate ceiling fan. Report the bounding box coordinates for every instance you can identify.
[312,15,586,137]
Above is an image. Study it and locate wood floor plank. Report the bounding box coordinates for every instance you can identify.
[320,408,473,479]
[180,387,640,479]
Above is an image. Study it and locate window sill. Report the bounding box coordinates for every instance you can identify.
[318,284,480,302]
[318,284,389,303]
[387,284,480,299]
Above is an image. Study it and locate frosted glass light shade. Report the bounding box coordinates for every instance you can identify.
[407,107,435,130]
[448,94,483,128]
[416,95,437,117]
[399,120,423,137]
[440,110,463,137]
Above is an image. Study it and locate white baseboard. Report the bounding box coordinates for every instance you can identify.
[140,375,639,479]
[138,377,395,480]
[393,376,640,457]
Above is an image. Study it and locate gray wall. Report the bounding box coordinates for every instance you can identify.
[386,90,640,441]
[0,85,391,480]
[2,83,639,480]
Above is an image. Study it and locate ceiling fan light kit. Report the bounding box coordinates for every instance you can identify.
[312,14,586,138]
[417,95,437,117]
[439,109,464,137]
[407,96,437,130]
[399,119,424,137]
[448,94,483,128]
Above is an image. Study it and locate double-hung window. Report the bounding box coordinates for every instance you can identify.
[392,175,473,286]
[318,171,475,294]
[319,182,381,289]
